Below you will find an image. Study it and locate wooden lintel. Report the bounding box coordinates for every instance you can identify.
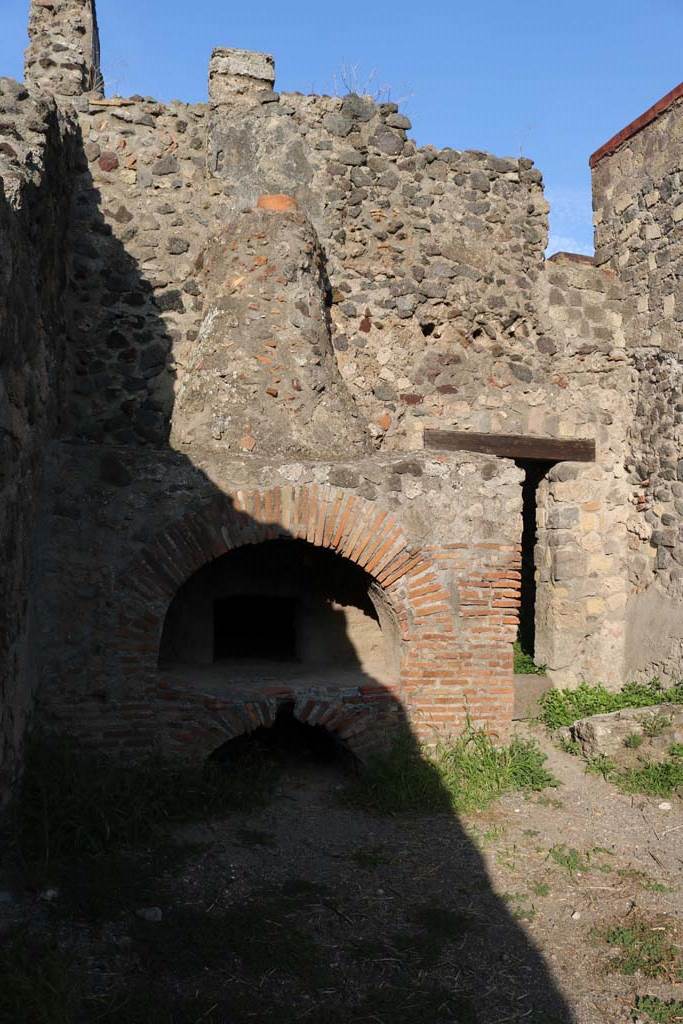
[423,429,596,463]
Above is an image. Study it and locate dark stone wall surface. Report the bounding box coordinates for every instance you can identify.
[0,78,76,802]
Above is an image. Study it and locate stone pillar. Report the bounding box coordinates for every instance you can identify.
[208,47,275,106]
[25,0,103,102]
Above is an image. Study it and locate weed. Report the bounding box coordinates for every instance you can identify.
[617,868,669,893]
[559,736,583,755]
[592,846,615,872]
[646,882,670,894]
[344,726,557,815]
[503,891,537,921]
[625,732,645,749]
[548,844,588,875]
[482,824,506,843]
[633,995,683,1022]
[539,680,683,730]
[531,881,551,897]
[495,846,519,871]
[641,712,672,738]
[670,742,683,758]
[586,754,618,780]
[603,919,681,979]
[514,640,547,675]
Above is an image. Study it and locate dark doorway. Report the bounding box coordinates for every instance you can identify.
[515,459,553,661]
[214,595,298,661]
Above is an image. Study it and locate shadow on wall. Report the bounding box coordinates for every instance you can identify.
[65,136,178,446]
[34,126,574,1022]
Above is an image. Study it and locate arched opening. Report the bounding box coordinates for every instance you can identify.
[209,702,358,772]
[158,539,399,693]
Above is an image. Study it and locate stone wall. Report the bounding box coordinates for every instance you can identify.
[10,0,683,790]
[0,79,75,802]
[592,90,683,682]
[46,44,638,690]
[531,254,633,685]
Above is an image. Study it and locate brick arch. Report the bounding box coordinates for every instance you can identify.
[163,693,392,763]
[58,483,516,760]
[120,483,443,668]
[112,484,456,758]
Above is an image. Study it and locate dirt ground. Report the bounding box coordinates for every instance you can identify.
[1,723,682,1024]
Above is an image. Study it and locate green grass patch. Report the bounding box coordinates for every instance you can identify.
[625,732,644,749]
[539,680,683,730]
[633,995,683,1022]
[513,640,547,675]
[343,727,557,815]
[548,844,589,875]
[558,736,582,755]
[616,757,683,798]
[547,844,613,876]
[603,919,682,980]
[586,747,683,798]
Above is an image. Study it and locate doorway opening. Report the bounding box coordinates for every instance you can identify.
[515,460,553,666]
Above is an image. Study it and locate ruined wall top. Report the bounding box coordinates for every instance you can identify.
[25,0,103,102]
[208,47,275,105]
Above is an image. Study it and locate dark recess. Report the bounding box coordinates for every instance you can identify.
[214,595,298,661]
[516,459,553,660]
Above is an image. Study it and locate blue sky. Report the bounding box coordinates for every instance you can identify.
[2,0,682,254]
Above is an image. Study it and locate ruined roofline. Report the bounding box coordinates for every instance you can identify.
[546,251,594,266]
[589,80,683,168]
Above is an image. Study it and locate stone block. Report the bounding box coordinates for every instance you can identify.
[570,704,683,759]
[209,47,275,104]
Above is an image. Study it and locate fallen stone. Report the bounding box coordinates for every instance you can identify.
[570,704,683,759]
